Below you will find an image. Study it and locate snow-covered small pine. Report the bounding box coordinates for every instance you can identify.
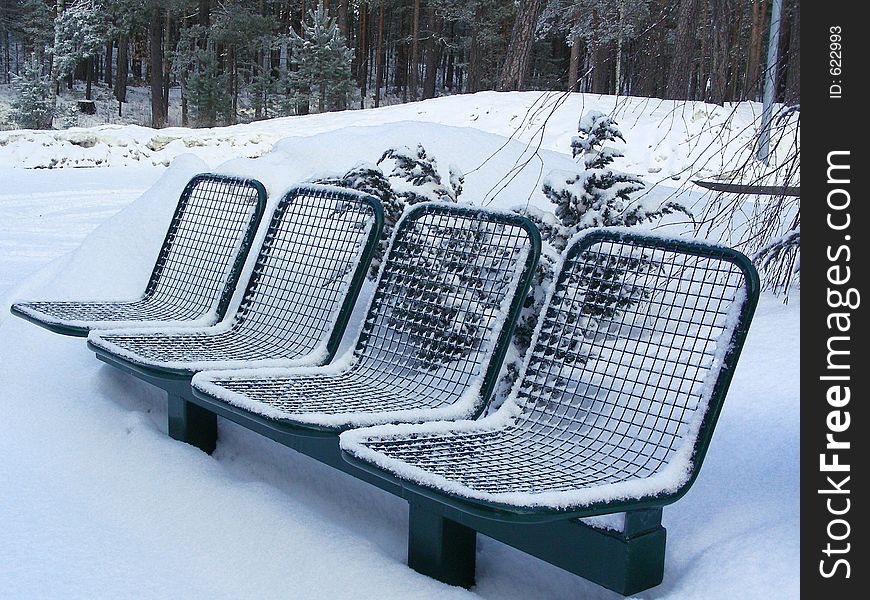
[571,110,626,169]
[314,163,401,278]
[10,54,54,130]
[378,143,462,205]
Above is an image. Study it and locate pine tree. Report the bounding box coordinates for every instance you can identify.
[10,53,54,129]
[287,2,355,114]
[378,143,463,205]
[542,109,688,240]
[314,143,463,279]
[53,0,108,100]
[312,161,402,278]
[506,109,689,395]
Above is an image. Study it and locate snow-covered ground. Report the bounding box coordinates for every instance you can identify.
[0,92,798,598]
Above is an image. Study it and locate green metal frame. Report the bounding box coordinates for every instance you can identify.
[146,173,269,324]
[9,305,90,337]
[10,173,268,337]
[93,343,662,595]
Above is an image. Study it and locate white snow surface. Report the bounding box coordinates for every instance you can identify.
[1,94,798,598]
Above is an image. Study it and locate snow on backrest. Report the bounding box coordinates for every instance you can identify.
[515,233,753,478]
[146,174,263,317]
[230,186,378,352]
[356,204,534,403]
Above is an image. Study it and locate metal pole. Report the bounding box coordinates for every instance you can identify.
[757,0,783,163]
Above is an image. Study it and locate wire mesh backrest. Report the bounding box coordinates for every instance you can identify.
[516,230,758,482]
[145,174,266,318]
[231,185,381,358]
[356,204,539,409]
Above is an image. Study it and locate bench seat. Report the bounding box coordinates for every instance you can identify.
[12,173,266,336]
[88,185,382,374]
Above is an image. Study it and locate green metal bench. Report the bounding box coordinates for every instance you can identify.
[88,184,383,453]
[341,229,760,595]
[11,173,266,336]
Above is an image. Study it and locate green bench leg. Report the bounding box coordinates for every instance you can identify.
[449,507,665,596]
[167,394,217,454]
[408,502,477,588]
[617,508,667,595]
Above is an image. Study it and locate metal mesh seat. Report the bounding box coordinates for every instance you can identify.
[11,174,266,336]
[88,185,383,373]
[342,229,759,514]
[192,203,540,430]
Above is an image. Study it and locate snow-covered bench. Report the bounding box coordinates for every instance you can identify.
[11,173,266,336]
[340,228,760,595]
[88,184,383,453]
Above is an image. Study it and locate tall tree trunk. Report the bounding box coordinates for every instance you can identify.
[149,4,166,128]
[498,0,541,91]
[104,40,113,86]
[163,10,171,122]
[614,0,625,94]
[422,7,440,99]
[337,0,349,37]
[374,4,384,108]
[358,3,368,108]
[115,35,128,102]
[567,36,581,92]
[709,0,735,104]
[727,1,744,100]
[444,31,455,91]
[467,4,484,92]
[3,28,10,84]
[85,56,93,100]
[589,10,607,93]
[744,0,766,100]
[395,9,410,100]
[409,0,421,100]
[590,9,610,94]
[231,48,239,123]
[665,0,702,100]
[199,0,210,30]
[696,0,709,99]
[783,0,799,103]
[49,0,66,126]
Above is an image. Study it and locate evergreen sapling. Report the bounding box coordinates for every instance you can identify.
[10,54,54,129]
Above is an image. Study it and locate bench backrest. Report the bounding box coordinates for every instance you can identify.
[229,185,382,361]
[353,203,541,415]
[145,174,266,320]
[511,229,759,507]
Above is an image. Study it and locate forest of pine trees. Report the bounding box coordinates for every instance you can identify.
[0,0,800,129]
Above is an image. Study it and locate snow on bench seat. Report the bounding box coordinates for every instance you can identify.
[341,229,759,513]
[11,174,266,336]
[87,185,381,373]
[192,203,540,430]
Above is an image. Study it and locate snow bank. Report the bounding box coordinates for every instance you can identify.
[0,91,798,187]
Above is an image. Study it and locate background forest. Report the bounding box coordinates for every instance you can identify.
[0,0,800,129]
